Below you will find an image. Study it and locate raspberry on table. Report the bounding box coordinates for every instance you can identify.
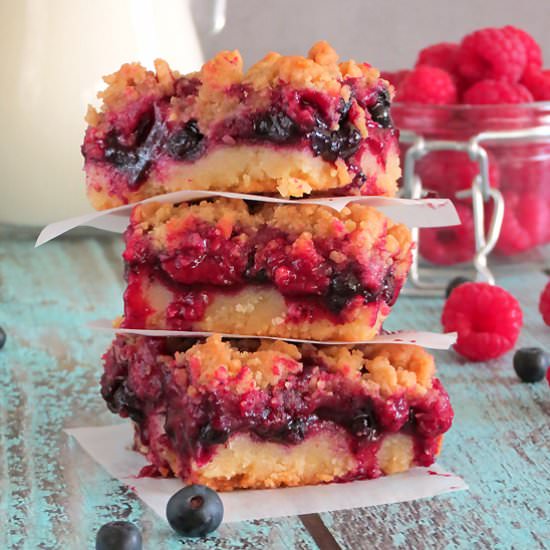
[503,26,543,74]
[396,65,457,104]
[458,27,527,82]
[462,79,533,104]
[539,281,550,327]
[415,43,460,76]
[441,282,523,361]
[419,202,475,265]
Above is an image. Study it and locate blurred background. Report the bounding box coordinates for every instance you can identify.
[194,0,550,69]
[0,0,549,226]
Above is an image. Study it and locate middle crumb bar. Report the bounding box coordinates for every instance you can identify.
[121,198,412,341]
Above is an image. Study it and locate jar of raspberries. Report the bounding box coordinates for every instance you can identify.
[386,26,550,267]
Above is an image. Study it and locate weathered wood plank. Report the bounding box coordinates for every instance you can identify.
[0,236,318,549]
[1,234,549,548]
[323,268,550,549]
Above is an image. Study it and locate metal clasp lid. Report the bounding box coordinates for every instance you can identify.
[400,125,550,296]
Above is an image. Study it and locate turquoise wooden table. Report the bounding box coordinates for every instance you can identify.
[1,231,549,549]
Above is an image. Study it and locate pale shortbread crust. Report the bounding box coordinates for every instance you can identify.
[192,431,416,491]
[87,142,401,209]
[135,424,423,491]
[134,281,388,341]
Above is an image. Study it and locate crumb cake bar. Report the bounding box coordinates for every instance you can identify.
[82,41,400,209]
[121,198,412,341]
[101,334,453,490]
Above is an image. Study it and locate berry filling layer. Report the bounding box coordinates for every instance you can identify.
[101,335,454,490]
[82,42,400,209]
[121,199,412,341]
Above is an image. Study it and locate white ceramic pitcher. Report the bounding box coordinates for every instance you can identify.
[0,0,225,226]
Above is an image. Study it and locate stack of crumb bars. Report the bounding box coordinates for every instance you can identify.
[81,42,454,491]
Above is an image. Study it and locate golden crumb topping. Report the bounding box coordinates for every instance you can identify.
[129,199,412,265]
[86,60,179,125]
[86,41,388,130]
[170,335,435,398]
[174,334,302,391]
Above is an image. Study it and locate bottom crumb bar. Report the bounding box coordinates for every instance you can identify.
[101,335,454,491]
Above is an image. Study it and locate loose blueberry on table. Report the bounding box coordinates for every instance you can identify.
[539,281,550,327]
[95,521,142,550]
[513,347,549,383]
[166,484,224,538]
[445,276,472,299]
[0,326,6,350]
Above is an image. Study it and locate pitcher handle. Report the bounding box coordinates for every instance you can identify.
[211,0,226,34]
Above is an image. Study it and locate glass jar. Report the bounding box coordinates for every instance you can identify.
[393,102,550,265]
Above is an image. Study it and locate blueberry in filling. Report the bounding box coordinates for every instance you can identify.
[350,408,379,440]
[254,417,308,445]
[325,270,397,313]
[338,97,353,120]
[247,265,269,283]
[325,271,362,312]
[378,272,397,305]
[104,132,139,167]
[102,379,144,423]
[252,110,298,143]
[368,88,393,128]
[166,120,205,161]
[103,106,166,188]
[310,117,362,162]
[332,172,368,196]
[134,109,155,145]
[407,407,417,427]
[198,423,230,446]
[316,401,380,441]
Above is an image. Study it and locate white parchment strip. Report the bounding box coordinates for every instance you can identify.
[89,320,457,349]
[35,190,459,247]
[65,423,467,524]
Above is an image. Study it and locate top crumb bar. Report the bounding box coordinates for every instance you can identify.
[83,41,400,209]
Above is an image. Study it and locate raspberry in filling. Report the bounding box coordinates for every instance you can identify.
[101,335,454,491]
[82,41,401,209]
[120,198,413,341]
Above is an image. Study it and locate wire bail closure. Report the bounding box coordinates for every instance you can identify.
[400,124,550,296]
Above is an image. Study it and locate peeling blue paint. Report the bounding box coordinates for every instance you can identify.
[1,236,549,548]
